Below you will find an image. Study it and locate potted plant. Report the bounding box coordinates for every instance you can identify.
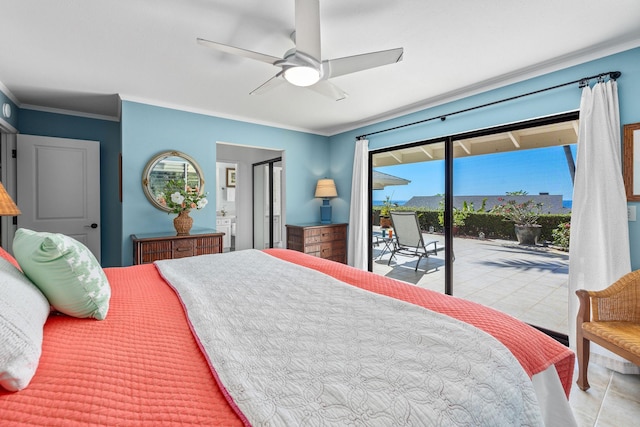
[491,192,543,245]
[379,195,396,228]
[158,179,209,235]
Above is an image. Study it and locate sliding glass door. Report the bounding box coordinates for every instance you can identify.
[369,113,577,340]
[451,118,575,338]
[370,140,448,292]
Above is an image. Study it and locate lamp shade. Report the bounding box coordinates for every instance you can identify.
[0,182,20,216]
[314,179,337,198]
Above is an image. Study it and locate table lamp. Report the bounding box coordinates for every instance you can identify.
[0,182,20,216]
[314,178,337,224]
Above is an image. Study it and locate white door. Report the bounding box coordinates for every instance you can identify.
[17,135,101,261]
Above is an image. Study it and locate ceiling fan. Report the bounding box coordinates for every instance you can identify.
[197,0,403,101]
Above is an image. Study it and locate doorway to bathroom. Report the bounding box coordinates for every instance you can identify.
[216,142,285,252]
[216,161,237,252]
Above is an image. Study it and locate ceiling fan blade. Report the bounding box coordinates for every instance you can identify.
[250,75,286,95]
[197,38,282,65]
[324,47,404,78]
[308,80,348,101]
[294,0,321,61]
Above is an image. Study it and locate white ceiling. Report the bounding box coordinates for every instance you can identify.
[1,0,639,136]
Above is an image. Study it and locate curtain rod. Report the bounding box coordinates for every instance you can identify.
[356,71,621,140]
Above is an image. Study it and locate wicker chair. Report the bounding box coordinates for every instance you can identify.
[575,270,640,391]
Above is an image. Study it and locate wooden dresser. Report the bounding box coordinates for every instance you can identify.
[131,229,224,265]
[286,223,348,264]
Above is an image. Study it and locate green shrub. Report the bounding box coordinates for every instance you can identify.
[552,222,571,250]
[373,206,571,245]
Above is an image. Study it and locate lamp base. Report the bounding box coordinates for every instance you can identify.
[320,199,332,224]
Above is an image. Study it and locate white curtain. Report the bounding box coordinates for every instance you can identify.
[568,80,637,373]
[348,139,369,269]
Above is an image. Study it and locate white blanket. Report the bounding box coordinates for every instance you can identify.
[156,250,543,426]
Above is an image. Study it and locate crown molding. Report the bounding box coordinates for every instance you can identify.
[19,103,120,122]
[118,94,328,136]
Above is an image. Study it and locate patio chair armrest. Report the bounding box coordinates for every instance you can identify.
[424,240,440,255]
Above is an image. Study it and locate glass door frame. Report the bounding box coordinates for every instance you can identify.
[367,110,579,296]
[252,156,282,249]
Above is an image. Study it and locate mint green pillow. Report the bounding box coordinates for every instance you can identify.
[13,228,110,320]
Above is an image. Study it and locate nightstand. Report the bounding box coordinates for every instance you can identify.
[286,223,348,264]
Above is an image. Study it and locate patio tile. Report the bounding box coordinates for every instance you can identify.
[514,282,557,300]
[498,292,545,311]
[464,288,510,306]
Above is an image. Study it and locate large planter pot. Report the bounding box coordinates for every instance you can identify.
[514,224,541,245]
[380,216,392,229]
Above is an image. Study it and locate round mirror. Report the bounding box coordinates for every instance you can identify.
[142,151,205,212]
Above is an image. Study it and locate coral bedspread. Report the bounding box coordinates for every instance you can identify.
[0,249,573,426]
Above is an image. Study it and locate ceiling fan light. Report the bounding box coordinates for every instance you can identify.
[284,66,320,87]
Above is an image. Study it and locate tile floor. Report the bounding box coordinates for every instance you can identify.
[372,233,639,426]
[569,363,640,427]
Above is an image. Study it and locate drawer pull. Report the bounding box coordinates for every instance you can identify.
[175,248,191,252]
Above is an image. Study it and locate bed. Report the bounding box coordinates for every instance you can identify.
[1,233,577,426]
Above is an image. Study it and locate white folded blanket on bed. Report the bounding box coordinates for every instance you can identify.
[156,249,543,426]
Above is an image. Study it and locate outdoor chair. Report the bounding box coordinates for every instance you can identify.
[389,211,443,271]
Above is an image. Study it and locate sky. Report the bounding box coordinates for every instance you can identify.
[373,144,577,202]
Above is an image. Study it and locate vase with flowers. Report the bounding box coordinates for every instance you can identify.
[158,179,208,235]
[491,192,543,245]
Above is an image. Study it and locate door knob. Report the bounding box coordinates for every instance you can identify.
[85,223,98,229]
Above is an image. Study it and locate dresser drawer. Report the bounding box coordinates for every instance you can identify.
[194,235,223,256]
[321,239,345,256]
[136,240,173,264]
[323,240,346,262]
[172,239,195,258]
[304,225,346,242]
[319,226,346,242]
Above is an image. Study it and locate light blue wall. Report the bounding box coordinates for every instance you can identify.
[5,47,639,267]
[17,109,122,267]
[120,101,329,265]
[329,47,640,268]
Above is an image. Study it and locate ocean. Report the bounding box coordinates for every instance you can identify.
[372,200,407,206]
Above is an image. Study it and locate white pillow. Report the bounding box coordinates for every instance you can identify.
[0,256,50,391]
